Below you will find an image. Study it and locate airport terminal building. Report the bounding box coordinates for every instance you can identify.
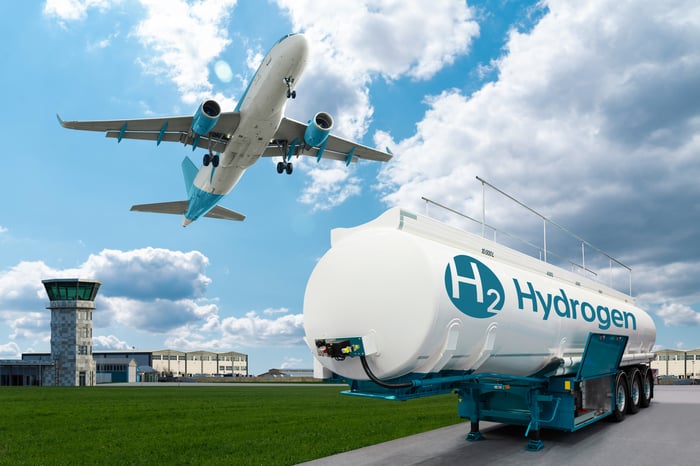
[0,278,248,386]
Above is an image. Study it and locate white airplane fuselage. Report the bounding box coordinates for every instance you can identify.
[185,34,309,225]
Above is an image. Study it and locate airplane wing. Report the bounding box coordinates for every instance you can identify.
[57,112,241,154]
[262,117,392,165]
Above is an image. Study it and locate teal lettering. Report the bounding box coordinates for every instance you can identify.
[597,306,611,330]
[611,309,624,327]
[537,291,553,320]
[513,279,537,312]
[581,302,595,322]
[511,278,637,331]
[570,298,580,319]
[554,289,570,318]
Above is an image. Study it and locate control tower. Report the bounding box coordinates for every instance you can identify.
[42,279,101,386]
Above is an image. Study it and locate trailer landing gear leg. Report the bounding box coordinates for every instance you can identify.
[526,430,544,452]
[466,421,484,441]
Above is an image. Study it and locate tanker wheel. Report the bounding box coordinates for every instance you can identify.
[611,372,628,422]
[276,161,285,174]
[640,368,654,408]
[627,369,641,414]
[285,162,293,175]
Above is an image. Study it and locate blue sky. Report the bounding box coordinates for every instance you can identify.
[1,0,699,375]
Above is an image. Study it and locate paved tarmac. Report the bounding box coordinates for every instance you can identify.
[300,385,700,466]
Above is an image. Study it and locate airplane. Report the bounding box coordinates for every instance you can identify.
[58,33,392,227]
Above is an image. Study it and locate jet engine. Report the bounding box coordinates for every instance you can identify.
[303,112,334,148]
[191,100,221,136]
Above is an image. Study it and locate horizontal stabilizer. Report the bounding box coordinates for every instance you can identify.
[130,201,245,222]
[131,201,188,215]
[204,205,246,221]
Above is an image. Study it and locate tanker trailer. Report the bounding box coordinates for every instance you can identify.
[303,207,656,450]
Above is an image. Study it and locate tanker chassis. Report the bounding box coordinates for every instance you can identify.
[304,208,656,450]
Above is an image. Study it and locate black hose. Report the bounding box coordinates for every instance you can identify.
[360,355,414,389]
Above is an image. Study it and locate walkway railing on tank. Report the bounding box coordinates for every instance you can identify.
[422,176,633,296]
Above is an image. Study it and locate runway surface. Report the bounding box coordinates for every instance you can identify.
[300,385,699,466]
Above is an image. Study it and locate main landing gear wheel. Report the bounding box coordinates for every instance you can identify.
[276,161,293,175]
[203,154,220,167]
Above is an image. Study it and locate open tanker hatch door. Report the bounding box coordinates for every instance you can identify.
[576,333,628,381]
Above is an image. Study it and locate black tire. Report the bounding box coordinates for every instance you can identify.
[627,369,641,414]
[640,367,654,408]
[611,371,628,422]
[285,162,293,175]
[212,155,220,168]
[276,161,285,174]
[291,90,297,99]
[203,153,211,166]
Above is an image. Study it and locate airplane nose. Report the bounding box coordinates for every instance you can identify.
[288,33,309,57]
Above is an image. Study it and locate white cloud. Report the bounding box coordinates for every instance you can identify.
[297,163,362,210]
[280,357,303,369]
[93,334,132,350]
[277,0,478,81]
[0,342,21,359]
[277,0,479,210]
[0,226,7,234]
[82,247,211,300]
[43,0,114,22]
[0,248,305,354]
[655,303,700,327]
[375,1,700,318]
[218,310,304,347]
[132,0,237,105]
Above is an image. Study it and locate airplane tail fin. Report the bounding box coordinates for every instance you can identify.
[181,157,198,193]
[130,157,246,225]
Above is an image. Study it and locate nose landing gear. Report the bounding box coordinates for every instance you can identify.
[284,76,297,99]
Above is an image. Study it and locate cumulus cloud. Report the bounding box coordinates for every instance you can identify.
[0,248,215,351]
[97,295,218,333]
[280,357,303,369]
[656,303,700,327]
[0,342,21,359]
[132,0,237,105]
[43,0,114,22]
[376,0,700,321]
[297,164,362,211]
[0,247,306,355]
[277,0,479,210]
[93,334,132,350]
[217,309,304,347]
[82,248,211,301]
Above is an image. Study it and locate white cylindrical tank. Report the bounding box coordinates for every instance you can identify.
[303,208,656,381]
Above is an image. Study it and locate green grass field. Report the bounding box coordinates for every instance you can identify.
[0,385,462,465]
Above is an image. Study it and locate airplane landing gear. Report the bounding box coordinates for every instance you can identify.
[203,153,220,167]
[284,76,296,99]
[277,161,293,175]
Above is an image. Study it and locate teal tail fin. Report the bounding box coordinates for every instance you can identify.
[181,157,198,193]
